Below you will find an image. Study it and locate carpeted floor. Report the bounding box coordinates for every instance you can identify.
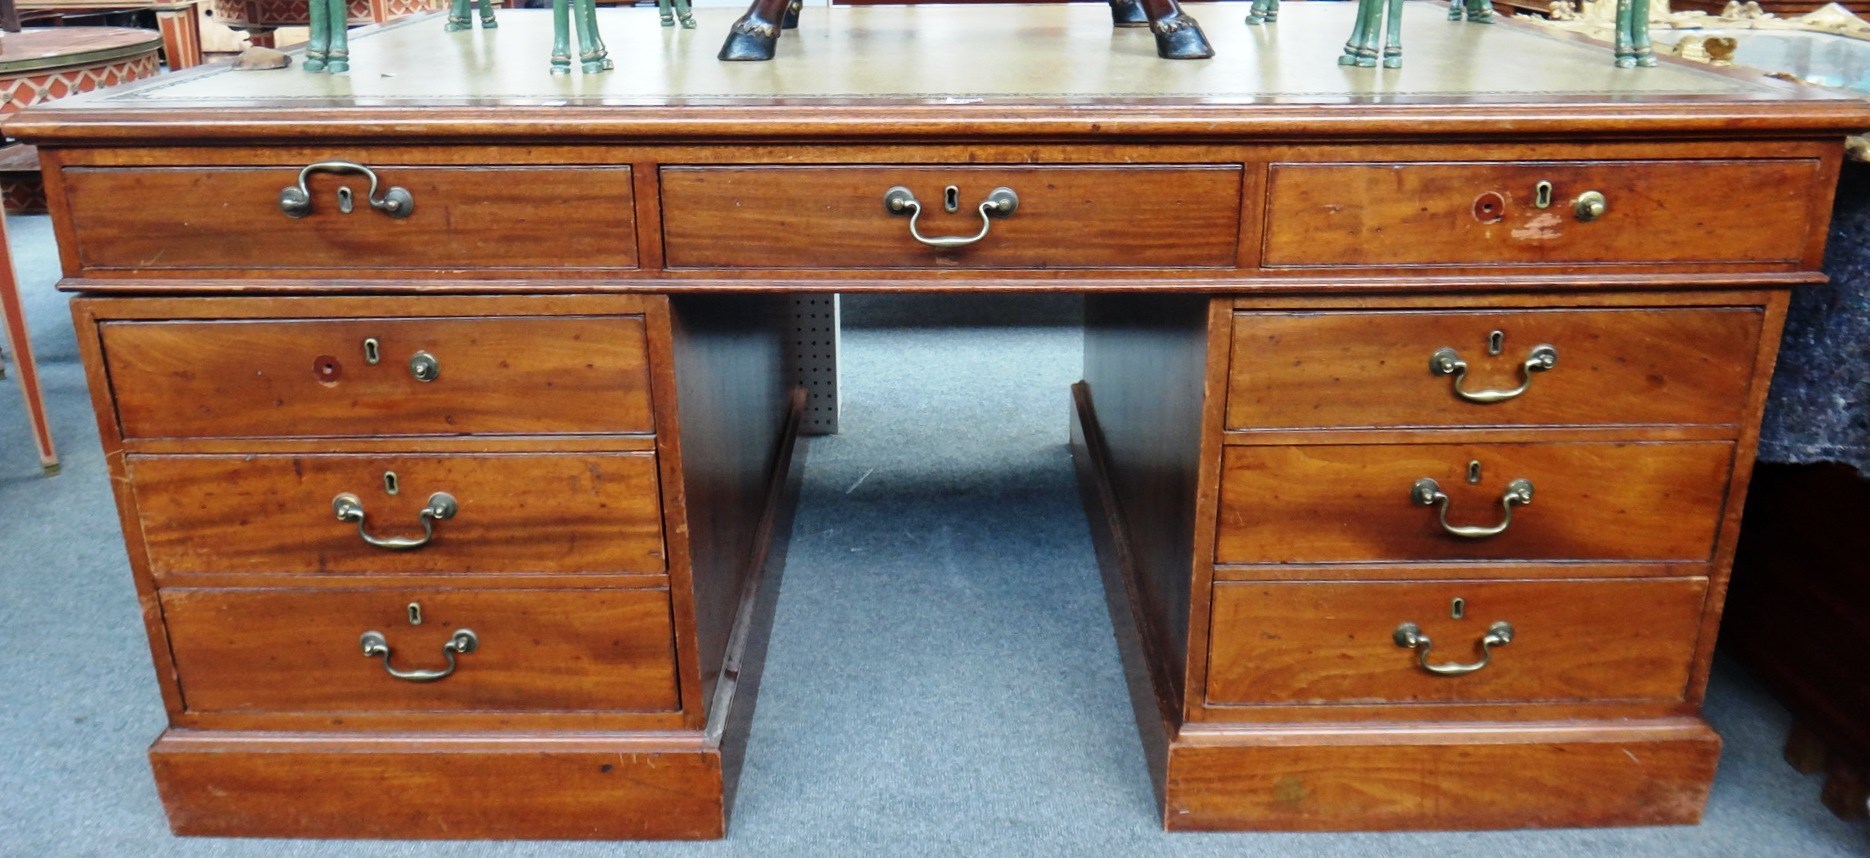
[1,215,1865,856]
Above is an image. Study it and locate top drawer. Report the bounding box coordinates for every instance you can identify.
[59,162,638,275]
[660,164,1243,269]
[100,314,655,440]
[1262,159,1819,268]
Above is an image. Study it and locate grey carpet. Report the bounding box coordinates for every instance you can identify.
[0,214,1865,856]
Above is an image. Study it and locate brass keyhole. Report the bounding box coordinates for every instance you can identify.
[1488,330,1505,356]
[407,602,423,626]
[337,186,355,215]
[363,337,381,365]
[1451,597,1466,620]
[943,185,961,213]
[1534,181,1554,209]
[1467,460,1483,484]
[383,471,400,495]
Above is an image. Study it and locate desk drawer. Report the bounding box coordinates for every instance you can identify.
[1262,159,1818,267]
[660,165,1242,269]
[1225,307,1763,430]
[101,315,654,439]
[1214,441,1731,564]
[1205,578,1706,706]
[60,163,637,274]
[161,586,681,714]
[131,452,667,577]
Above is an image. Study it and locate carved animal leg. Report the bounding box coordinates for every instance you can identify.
[478,0,497,28]
[659,0,674,27]
[551,0,573,73]
[1111,0,1148,27]
[575,0,612,72]
[1468,0,1494,23]
[447,0,471,31]
[1614,0,1635,67]
[304,0,330,71]
[782,0,802,29]
[720,0,788,60]
[675,0,695,29]
[325,0,349,72]
[1381,0,1404,67]
[1632,0,1656,65]
[1245,0,1278,26]
[1340,0,1378,66]
[1447,0,1464,21]
[1140,0,1213,60]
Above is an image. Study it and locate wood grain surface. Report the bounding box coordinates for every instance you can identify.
[131,452,667,577]
[160,586,681,714]
[1215,441,1734,564]
[1204,577,1707,706]
[102,314,655,439]
[1263,159,1818,267]
[1225,306,1763,431]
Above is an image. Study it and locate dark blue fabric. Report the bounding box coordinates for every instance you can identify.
[1758,161,1870,476]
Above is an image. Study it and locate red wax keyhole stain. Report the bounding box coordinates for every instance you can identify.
[314,355,343,385]
[1472,192,1506,224]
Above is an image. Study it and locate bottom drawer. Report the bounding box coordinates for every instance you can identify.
[1206,578,1707,707]
[162,587,681,715]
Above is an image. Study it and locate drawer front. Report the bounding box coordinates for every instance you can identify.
[161,587,681,714]
[1263,160,1818,267]
[61,164,637,273]
[1226,307,1763,430]
[132,453,666,577]
[1205,578,1706,706]
[1215,441,1732,564]
[660,165,1242,269]
[102,315,654,439]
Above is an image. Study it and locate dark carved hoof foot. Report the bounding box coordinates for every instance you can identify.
[719,18,780,60]
[782,0,802,29]
[1111,0,1147,27]
[1151,14,1213,59]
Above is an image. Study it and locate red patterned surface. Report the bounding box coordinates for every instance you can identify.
[0,52,159,116]
[1,174,48,215]
[216,0,442,28]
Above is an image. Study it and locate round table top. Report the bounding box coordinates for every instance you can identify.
[0,27,163,76]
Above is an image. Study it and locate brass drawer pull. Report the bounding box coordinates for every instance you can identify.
[279,161,415,219]
[359,628,478,682]
[883,185,1018,249]
[331,491,457,550]
[1430,343,1557,403]
[1574,190,1608,222]
[1411,477,1533,539]
[1393,620,1514,676]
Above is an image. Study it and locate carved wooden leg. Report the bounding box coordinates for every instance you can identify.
[1340,0,1378,66]
[1245,0,1278,26]
[1139,0,1212,60]
[720,0,789,61]
[575,0,612,72]
[1111,0,1148,27]
[326,0,350,73]
[0,216,56,476]
[1381,0,1404,67]
[304,0,331,71]
[551,0,574,72]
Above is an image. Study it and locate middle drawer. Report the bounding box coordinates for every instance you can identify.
[130,452,667,578]
[1215,441,1733,565]
[660,165,1244,269]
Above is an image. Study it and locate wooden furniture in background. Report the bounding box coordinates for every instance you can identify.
[16,0,204,69]
[1722,462,1870,820]
[213,0,443,48]
[0,211,53,473]
[6,2,1867,838]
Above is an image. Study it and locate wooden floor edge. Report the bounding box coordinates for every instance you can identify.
[709,386,810,825]
[1067,380,1179,826]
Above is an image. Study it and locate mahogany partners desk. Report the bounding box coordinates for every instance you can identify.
[9,3,1869,839]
